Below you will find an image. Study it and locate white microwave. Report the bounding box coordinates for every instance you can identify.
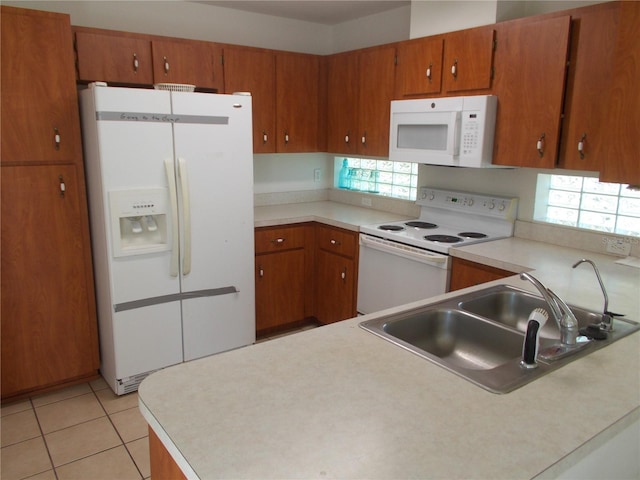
[389,95,498,167]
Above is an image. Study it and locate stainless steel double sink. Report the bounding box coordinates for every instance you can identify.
[360,284,640,393]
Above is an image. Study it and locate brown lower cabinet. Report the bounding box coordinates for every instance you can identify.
[449,257,515,291]
[254,222,359,334]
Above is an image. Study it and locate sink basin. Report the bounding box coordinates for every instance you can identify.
[458,286,604,340]
[360,284,640,394]
[382,309,523,371]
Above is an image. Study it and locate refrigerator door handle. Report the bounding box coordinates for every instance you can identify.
[164,158,180,277]
[178,157,192,276]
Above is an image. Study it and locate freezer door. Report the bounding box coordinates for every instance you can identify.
[171,92,256,358]
[90,87,180,305]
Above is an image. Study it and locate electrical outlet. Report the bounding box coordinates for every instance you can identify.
[605,237,631,256]
[313,169,321,182]
[361,197,372,207]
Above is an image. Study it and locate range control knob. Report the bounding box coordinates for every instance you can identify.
[487,201,496,210]
[498,202,506,211]
[466,198,474,207]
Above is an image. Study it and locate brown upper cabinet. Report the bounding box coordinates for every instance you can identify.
[2,8,83,164]
[151,38,223,91]
[275,52,320,152]
[598,1,640,185]
[491,15,572,168]
[223,46,277,153]
[558,2,620,173]
[327,45,396,156]
[441,26,495,93]
[395,26,494,98]
[75,28,223,91]
[75,30,154,85]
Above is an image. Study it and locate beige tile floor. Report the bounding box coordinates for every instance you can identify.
[1,377,150,480]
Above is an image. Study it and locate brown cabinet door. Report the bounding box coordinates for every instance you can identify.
[326,53,359,155]
[1,165,99,398]
[395,37,444,98]
[449,257,514,291]
[357,46,396,156]
[224,46,277,153]
[315,249,356,325]
[492,16,571,167]
[152,39,223,90]
[600,1,640,185]
[442,26,495,93]
[275,52,319,152]
[75,30,154,85]
[559,3,620,172]
[1,7,82,164]
[255,249,306,332]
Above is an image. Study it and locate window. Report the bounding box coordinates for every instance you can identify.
[534,174,640,237]
[334,157,418,201]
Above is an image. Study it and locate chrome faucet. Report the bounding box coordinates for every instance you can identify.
[519,272,580,346]
[572,258,616,332]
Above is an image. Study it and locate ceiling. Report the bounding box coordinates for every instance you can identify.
[196,1,411,25]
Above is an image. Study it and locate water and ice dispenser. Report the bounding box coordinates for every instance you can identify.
[109,189,171,257]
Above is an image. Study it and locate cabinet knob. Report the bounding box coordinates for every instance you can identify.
[361,131,367,145]
[536,133,546,158]
[133,53,139,73]
[341,267,347,282]
[163,56,170,74]
[330,238,342,246]
[258,265,264,278]
[284,131,289,144]
[578,133,587,159]
[53,127,61,150]
[451,59,458,78]
[262,130,268,144]
[271,238,285,244]
[426,62,433,81]
[58,175,66,197]
[345,132,350,144]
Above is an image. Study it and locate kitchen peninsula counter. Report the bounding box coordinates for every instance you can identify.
[139,230,640,479]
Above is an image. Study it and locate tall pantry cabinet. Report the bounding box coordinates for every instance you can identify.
[1,6,99,401]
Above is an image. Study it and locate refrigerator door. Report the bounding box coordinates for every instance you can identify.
[92,87,180,305]
[171,92,256,360]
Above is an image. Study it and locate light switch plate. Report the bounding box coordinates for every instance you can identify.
[605,237,631,256]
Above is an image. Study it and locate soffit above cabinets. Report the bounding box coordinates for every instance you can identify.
[195,1,410,25]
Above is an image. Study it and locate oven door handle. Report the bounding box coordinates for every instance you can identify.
[359,234,449,266]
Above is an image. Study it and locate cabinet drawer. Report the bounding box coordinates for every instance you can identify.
[255,225,305,253]
[316,225,357,258]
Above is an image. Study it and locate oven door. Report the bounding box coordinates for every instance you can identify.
[357,234,451,315]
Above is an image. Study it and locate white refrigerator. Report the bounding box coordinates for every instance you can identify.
[80,84,255,395]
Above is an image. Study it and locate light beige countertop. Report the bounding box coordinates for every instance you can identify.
[254,201,412,231]
[139,203,640,479]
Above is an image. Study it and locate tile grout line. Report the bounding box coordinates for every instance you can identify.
[29,396,60,480]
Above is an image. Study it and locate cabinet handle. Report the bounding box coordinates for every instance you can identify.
[284,131,289,144]
[536,133,546,158]
[578,133,587,159]
[262,130,268,144]
[58,175,66,197]
[133,53,139,73]
[330,238,342,246]
[345,131,350,144]
[163,56,170,74]
[451,59,458,79]
[271,238,285,244]
[426,62,433,81]
[341,267,347,282]
[258,265,264,278]
[53,127,61,150]
[361,131,367,145]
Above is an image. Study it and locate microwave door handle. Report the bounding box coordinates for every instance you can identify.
[449,111,461,156]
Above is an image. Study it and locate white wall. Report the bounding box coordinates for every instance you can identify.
[410,1,498,38]
[2,0,333,54]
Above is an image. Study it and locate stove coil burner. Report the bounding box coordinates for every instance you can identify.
[378,225,405,232]
[458,232,488,239]
[405,221,438,229]
[424,234,464,243]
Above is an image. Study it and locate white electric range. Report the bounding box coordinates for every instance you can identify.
[357,187,518,314]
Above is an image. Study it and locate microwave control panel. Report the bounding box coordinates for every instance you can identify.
[461,112,483,157]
